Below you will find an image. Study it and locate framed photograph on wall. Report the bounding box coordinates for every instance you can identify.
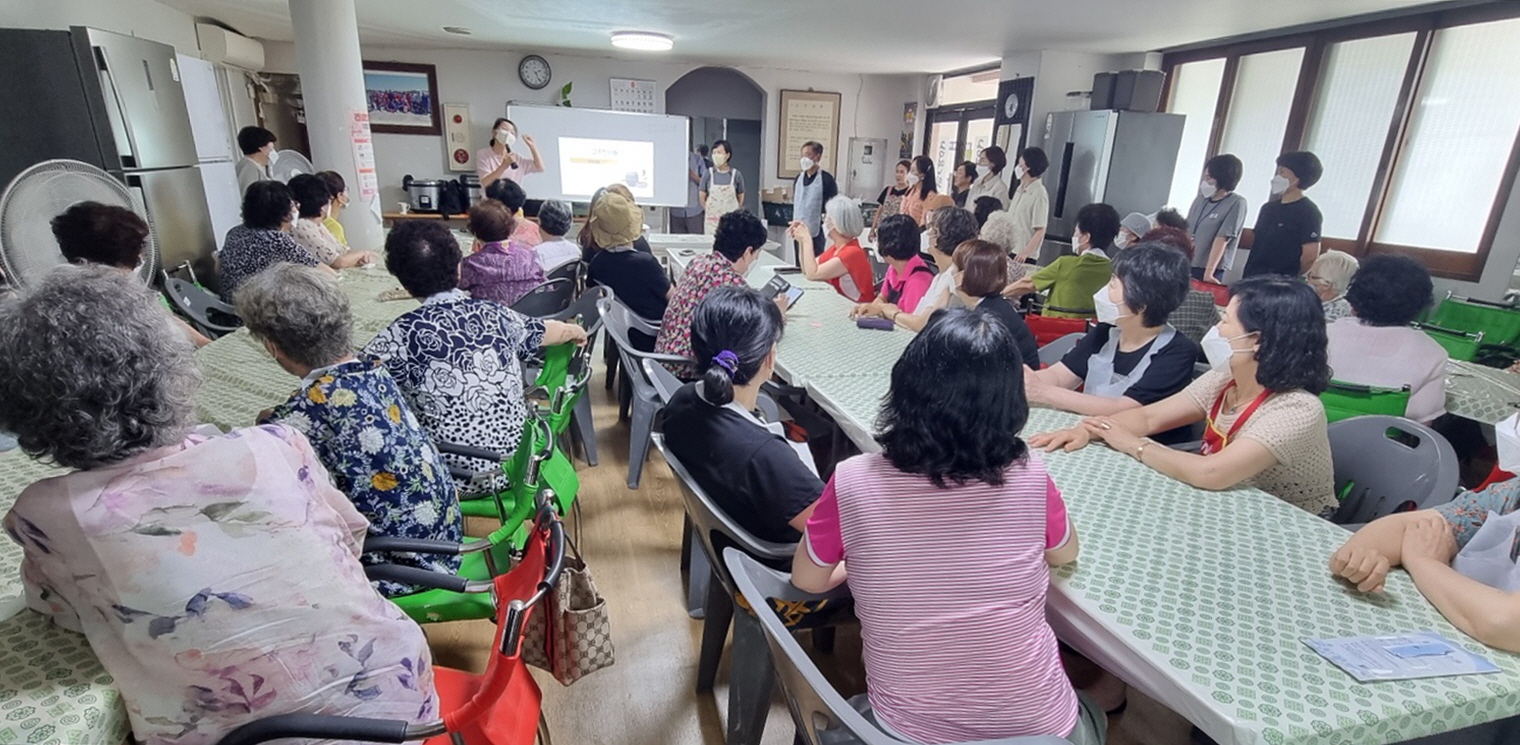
[362,61,442,135]
[777,89,841,180]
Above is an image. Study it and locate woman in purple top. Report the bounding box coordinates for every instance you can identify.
[459,199,545,306]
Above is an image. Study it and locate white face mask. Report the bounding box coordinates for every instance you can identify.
[800,156,816,171]
[1200,179,1217,199]
[1200,326,1255,371]
[712,152,729,166]
[1014,165,1027,180]
[1113,232,1131,250]
[287,206,300,224]
[919,231,932,251]
[497,129,516,148]
[1073,229,1088,251]
[906,173,920,186]
[1270,175,1290,196]
[1092,284,1130,325]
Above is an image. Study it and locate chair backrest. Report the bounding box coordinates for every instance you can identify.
[652,434,794,593]
[550,286,608,335]
[598,296,690,402]
[645,358,684,404]
[1429,293,1520,347]
[723,549,1067,745]
[1415,322,1484,361]
[165,278,243,337]
[1320,380,1412,423]
[1190,278,1230,307]
[1037,331,1084,367]
[1025,314,1089,347]
[1329,415,1460,525]
[546,260,581,288]
[510,278,574,318]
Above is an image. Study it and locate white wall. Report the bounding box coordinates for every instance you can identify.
[0,0,199,53]
[262,41,919,208]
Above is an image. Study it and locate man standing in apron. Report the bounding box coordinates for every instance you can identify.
[792,141,838,260]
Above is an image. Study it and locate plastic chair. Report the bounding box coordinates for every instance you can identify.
[1025,314,1089,347]
[510,278,575,318]
[645,357,684,404]
[599,296,690,488]
[1415,322,1483,361]
[1037,332,1084,368]
[1191,278,1230,307]
[164,277,242,338]
[215,502,565,745]
[724,550,1066,745]
[1320,380,1412,423]
[545,260,582,293]
[1428,292,1520,348]
[547,287,609,465]
[1329,415,1460,525]
[654,434,800,745]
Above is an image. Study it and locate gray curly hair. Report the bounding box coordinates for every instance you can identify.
[932,207,980,255]
[234,263,354,369]
[0,264,198,469]
[978,210,1021,254]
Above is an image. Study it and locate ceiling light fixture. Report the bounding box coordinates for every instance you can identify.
[442,26,472,35]
[610,31,673,51]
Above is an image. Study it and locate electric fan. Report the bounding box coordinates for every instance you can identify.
[0,159,159,289]
[271,149,316,182]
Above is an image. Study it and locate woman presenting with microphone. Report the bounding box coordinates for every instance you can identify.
[477,117,544,188]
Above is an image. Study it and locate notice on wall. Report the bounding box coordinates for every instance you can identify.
[777,89,840,180]
[443,103,473,172]
[349,110,380,219]
[610,78,658,114]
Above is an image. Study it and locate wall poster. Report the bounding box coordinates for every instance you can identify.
[777,89,841,180]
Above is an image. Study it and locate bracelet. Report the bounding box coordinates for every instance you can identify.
[1134,439,1153,462]
[889,310,900,321]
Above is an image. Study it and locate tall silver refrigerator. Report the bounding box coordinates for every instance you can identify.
[1041,110,1185,242]
[0,26,219,288]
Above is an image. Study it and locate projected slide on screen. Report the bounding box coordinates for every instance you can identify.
[559,137,656,199]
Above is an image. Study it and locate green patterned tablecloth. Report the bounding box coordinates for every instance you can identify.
[1446,359,1520,425]
[0,451,128,745]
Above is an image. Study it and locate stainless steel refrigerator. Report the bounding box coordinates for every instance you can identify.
[0,26,218,287]
[1041,110,1185,242]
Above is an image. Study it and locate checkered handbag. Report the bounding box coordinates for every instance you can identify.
[522,537,615,685]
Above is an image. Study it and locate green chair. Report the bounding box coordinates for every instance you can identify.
[1427,293,1520,348]
[1415,322,1484,361]
[1320,380,1412,423]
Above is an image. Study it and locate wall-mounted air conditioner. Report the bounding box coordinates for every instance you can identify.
[196,23,264,71]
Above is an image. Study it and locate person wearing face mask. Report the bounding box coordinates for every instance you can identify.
[1024,244,1199,443]
[877,206,984,331]
[1006,203,1119,319]
[671,144,709,234]
[791,141,838,257]
[235,126,278,195]
[946,240,1040,366]
[789,196,876,303]
[1242,151,1324,279]
[1115,213,1151,252]
[700,139,746,236]
[897,155,938,227]
[1030,276,1336,516]
[951,161,977,209]
[1186,154,1247,284]
[316,171,352,247]
[871,160,913,241]
[1008,147,1051,264]
[968,146,1012,209]
[657,210,778,379]
[287,174,377,269]
[476,117,544,189]
[850,214,935,319]
[218,181,335,302]
[1305,249,1359,322]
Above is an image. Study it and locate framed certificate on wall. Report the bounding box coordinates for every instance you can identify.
[777,89,841,180]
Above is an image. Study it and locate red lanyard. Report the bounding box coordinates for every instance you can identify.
[1201,382,1272,456]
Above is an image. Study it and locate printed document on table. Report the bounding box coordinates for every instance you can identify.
[1304,631,1500,683]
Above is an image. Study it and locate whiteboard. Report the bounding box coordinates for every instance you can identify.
[504,104,689,206]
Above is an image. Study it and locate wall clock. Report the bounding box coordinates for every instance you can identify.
[519,54,552,90]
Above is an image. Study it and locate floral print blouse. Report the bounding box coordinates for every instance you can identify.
[363,290,545,493]
[290,218,347,266]
[3,425,437,745]
[263,357,464,597]
[1435,478,1520,550]
[217,226,319,302]
[460,240,546,307]
[655,251,747,379]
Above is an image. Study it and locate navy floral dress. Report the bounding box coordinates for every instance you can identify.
[362,290,545,493]
[265,357,463,596]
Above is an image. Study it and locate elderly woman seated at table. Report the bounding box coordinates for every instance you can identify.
[850,214,935,319]
[870,206,982,332]
[792,307,1104,745]
[1024,243,1199,444]
[233,263,463,597]
[0,264,437,745]
[945,240,1039,366]
[1032,276,1337,516]
[1307,250,1359,322]
[663,286,823,542]
[363,221,586,490]
[1007,203,1121,319]
[287,173,375,269]
[656,210,773,378]
[459,199,546,307]
[790,196,875,303]
[1326,254,1446,424]
[218,180,330,301]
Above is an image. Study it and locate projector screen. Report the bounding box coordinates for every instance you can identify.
[504,104,690,206]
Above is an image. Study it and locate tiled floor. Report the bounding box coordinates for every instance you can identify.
[422,383,1195,745]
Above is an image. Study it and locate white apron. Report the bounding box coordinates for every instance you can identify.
[794,170,825,238]
[1084,326,1176,398]
[704,170,742,236]
[1452,509,1520,592]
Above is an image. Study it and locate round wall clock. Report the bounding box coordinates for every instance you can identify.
[1004,91,1021,120]
[519,54,552,90]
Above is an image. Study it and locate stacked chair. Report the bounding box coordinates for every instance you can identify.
[1319,380,1412,423]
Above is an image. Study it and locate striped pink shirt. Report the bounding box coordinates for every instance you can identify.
[804,452,1077,744]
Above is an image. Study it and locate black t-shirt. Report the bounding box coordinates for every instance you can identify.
[661,383,824,543]
[877,185,909,203]
[587,248,669,350]
[974,296,1040,369]
[580,235,653,264]
[1243,197,1321,278]
[1059,324,1200,444]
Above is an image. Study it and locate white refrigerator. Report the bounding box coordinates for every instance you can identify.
[177,53,242,261]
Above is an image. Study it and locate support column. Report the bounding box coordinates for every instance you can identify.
[288,0,383,250]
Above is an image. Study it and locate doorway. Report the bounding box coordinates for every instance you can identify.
[925,102,995,193]
[665,67,767,232]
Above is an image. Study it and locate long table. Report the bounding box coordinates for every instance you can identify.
[1446,359,1520,425]
[666,249,1520,745]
